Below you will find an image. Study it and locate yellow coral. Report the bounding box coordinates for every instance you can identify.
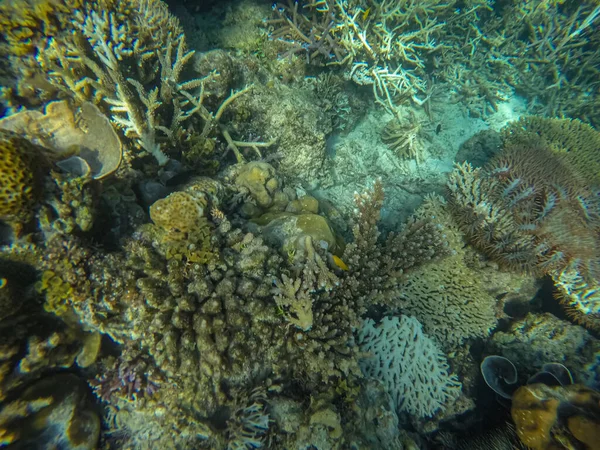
[0,130,48,234]
[149,191,206,237]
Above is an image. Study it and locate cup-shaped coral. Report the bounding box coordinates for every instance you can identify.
[481,355,518,399]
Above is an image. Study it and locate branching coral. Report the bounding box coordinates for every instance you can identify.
[1,0,256,167]
[358,315,462,418]
[438,0,600,124]
[269,0,456,113]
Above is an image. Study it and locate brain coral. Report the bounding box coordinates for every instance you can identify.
[0,130,47,233]
[395,255,499,350]
[358,315,462,419]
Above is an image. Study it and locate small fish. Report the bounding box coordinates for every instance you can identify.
[0,278,6,289]
[435,123,442,134]
[362,7,371,21]
[332,255,349,271]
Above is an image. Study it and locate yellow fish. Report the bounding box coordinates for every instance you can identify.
[362,7,371,21]
[332,255,349,271]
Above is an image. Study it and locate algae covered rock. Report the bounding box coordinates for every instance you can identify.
[0,374,100,449]
[487,313,600,386]
[235,161,280,208]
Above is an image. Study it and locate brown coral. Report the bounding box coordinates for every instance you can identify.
[0,130,49,234]
[511,383,600,450]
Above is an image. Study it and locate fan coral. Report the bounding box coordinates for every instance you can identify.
[358,315,462,418]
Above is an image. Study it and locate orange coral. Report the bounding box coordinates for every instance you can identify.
[511,383,600,450]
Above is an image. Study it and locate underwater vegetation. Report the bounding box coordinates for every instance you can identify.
[0,0,599,449]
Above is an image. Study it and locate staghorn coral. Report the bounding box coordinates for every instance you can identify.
[358,315,462,419]
[1,0,255,166]
[269,0,457,114]
[437,1,600,124]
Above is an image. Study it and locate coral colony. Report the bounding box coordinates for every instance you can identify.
[0,0,600,449]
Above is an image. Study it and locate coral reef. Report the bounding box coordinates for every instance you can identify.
[447,119,600,328]
[0,373,100,449]
[486,313,600,387]
[358,315,462,419]
[511,383,600,450]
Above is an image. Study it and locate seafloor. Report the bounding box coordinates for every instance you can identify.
[0,0,599,449]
